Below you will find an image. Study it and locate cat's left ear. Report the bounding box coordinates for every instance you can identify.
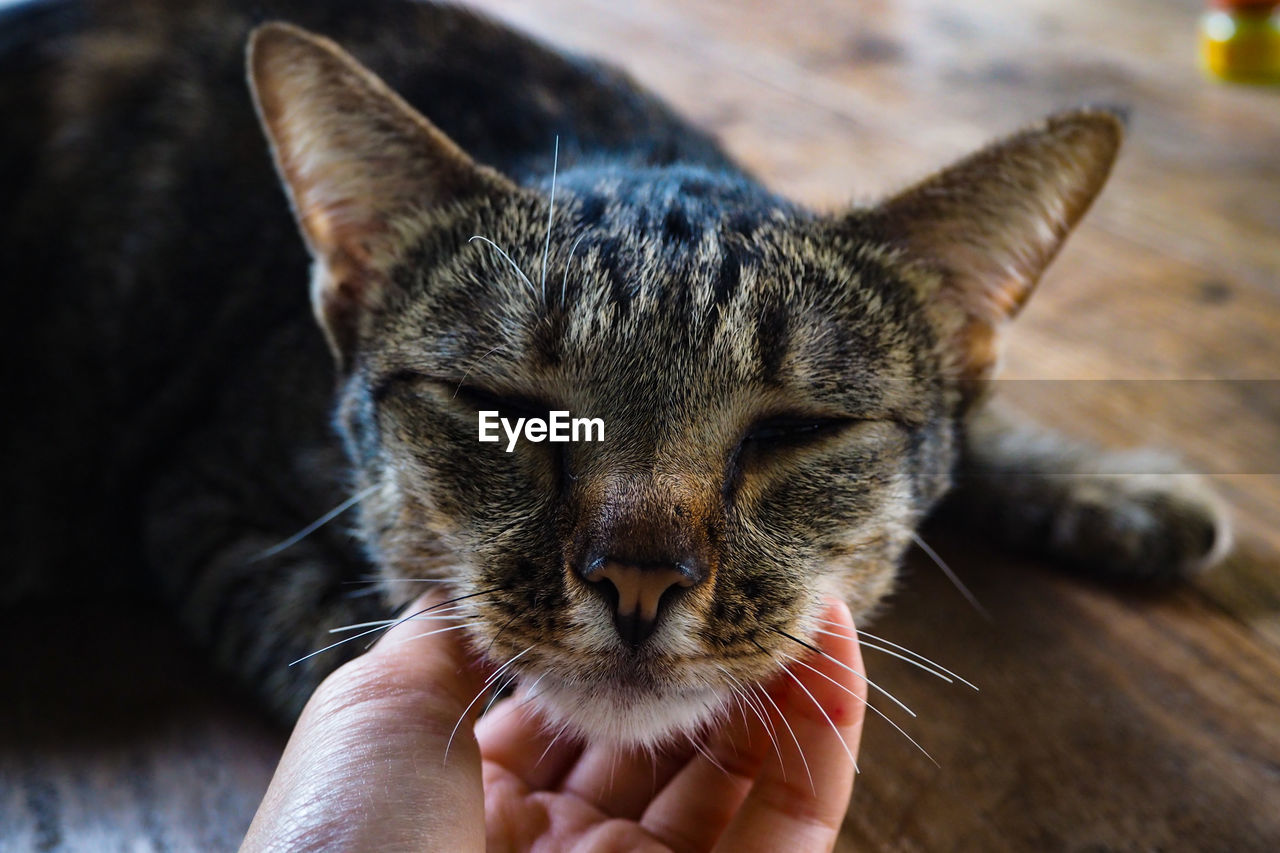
[247,22,518,361]
[861,109,1124,385]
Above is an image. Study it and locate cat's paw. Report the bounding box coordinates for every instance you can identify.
[1047,454,1232,580]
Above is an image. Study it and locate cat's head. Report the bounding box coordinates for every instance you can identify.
[248,23,1122,746]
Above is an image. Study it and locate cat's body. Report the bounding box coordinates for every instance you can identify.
[2,0,1228,743]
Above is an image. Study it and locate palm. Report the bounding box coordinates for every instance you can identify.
[475,607,866,853]
[484,756,679,851]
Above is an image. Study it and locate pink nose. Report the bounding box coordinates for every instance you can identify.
[580,560,698,646]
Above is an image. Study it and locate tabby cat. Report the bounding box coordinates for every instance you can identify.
[1,0,1229,747]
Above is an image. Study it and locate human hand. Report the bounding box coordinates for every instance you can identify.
[241,595,867,852]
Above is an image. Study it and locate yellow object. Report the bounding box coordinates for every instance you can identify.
[1199,2,1280,84]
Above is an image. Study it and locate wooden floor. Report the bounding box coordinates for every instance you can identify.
[4,0,1278,849]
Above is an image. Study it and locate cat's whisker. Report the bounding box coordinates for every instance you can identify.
[738,682,783,778]
[752,680,814,791]
[468,235,536,296]
[534,718,575,771]
[453,345,505,398]
[516,671,548,707]
[326,620,399,634]
[781,651,933,769]
[813,620,979,691]
[690,734,728,777]
[340,577,454,586]
[911,531,991,621]
[849,638,953,684]
[736,652,804,785]
[483,670,522,717]
[716,669,774,751]
[485,644,535,685]
[288,587,499,666]
[723,685,752,746]
[811,628,955,685]
[560,231,587,309]
[327,606,473,634]
[485,611,523,657]
[250,485,378,562]
[539,135,559,306]
[771,628,917,718]
[447,674,510,765]
[446,643,536,761]
[732,691,756,751]
[405,602,473,614]
[394,621,477,645]
[777,662,861,775]
[715,665,784,777]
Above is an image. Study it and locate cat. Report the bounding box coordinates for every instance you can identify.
[1,0,1230,747]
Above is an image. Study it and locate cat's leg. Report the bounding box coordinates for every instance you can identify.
[142,470,390,723]
[946,401,1232,579]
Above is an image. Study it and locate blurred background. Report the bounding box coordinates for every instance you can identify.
[2,0,1278,849]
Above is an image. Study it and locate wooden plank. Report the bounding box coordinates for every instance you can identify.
[837,538,1280,850]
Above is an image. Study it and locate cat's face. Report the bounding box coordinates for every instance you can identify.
[341,171,956,744]
[249,23,1122,746]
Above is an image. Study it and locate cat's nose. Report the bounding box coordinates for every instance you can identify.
[579,559,702,646]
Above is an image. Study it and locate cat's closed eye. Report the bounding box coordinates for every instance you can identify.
[727,413,906,492]
[373,370,551,419]
[724,413,863,499]
[451,383,552,421]
[739,414,856,449]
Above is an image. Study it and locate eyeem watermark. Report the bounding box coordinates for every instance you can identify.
[479,411,605,452]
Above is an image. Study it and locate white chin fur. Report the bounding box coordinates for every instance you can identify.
[528,678,731,749]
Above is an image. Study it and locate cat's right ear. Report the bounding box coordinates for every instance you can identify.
[247,22,517,362]
[861,109,1124,388]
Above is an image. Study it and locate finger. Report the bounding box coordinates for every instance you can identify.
[242,591,488,851]
[713,599,866,853]
[360,590,490,710]
[557,739,695,820]
[476,686,584,790]
[641,690,770,851]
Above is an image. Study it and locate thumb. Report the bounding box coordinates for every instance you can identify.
[242,591,487,852]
